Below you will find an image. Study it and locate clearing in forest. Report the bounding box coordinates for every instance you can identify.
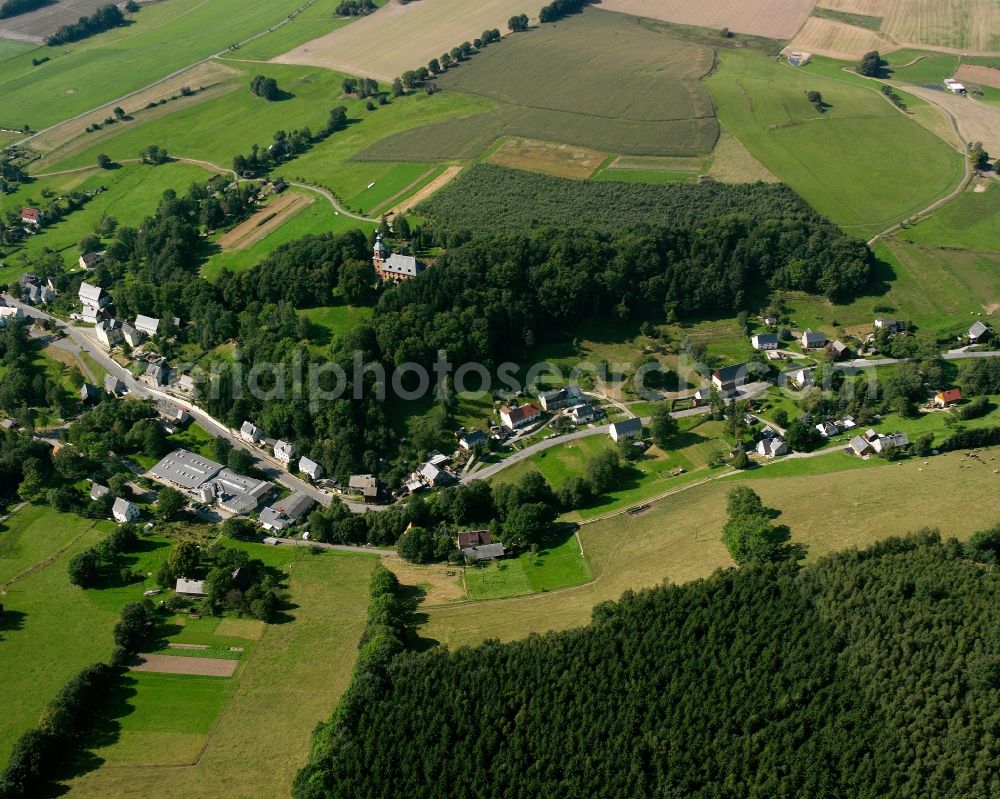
[597,0,816,39]
[273,0,536,82]
[217,192,314,252]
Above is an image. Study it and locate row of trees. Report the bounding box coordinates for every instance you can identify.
[294,531,1000,798]
[47,2,132,46]
[538,0,593,24]
[0,0,47,19]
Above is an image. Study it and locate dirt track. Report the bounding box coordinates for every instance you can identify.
[132,654,238,676]
[217,192,313,251]
[389,165,462,216]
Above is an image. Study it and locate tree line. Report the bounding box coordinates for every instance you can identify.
[0,0,48,20]
[47,2,134,46]
[293,529,1000,798]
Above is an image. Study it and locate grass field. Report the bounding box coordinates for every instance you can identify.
[0,0,315,131]
[883,49,962,84]
[63,545,377,799]
[273,0,538,81]
[900,181,1000,252]
[708,49,964,237]
[0,506,118,767]
[360,9,718,160]
[420,444,1000,649]
[299,303,374,344]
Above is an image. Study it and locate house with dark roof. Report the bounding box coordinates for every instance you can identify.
[372,234,424,281]
[751,332,778,351]
[800,329,827,350]
[538,386,582,411]
[457,530,506,561]
[79,252,104,270]
[968,321,990,343]
[711,363,748,396]
[240,421,262,444]
[273,440,295,465]
[259,491,315,531]
[459,430,487,450]
[104,374,126,396]
[609,416,643,442]
[80,383,99,404]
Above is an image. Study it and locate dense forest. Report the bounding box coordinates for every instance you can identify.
[295,532,1000,798]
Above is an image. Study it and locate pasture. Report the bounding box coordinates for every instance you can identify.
[273,0,537,81]
[463,529,590,601]
[900,181,1000,252]
[707,48,964,236]
[63,546,377,799]
[596,0,815,39]
[360,9,719,159]
[420,444,1000,649]
[0,0,312,131]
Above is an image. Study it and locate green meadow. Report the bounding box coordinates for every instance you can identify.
[708,49,964,236]
[900,183,1000,253]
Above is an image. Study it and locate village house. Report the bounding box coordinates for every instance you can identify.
[298,456,323,481]
[78,281,109,310]
[175,578,206,598]
[874,318,905,334]
[20,207,42,227]
[815,420,839,438]
[273,440,295,465]
[419,461,455,488]
[751,332,779,351]
[968,320,990,344]
[372,234,424,282]
[792,368,814,389]
[121,323,142,348]
[538,386,582,411]
[80,383,99,404]
[157,401,191,434]
[78,251,104,270]
[933,388,962,408]
[459,430,487,451]
[258,491,315,532]
[349,474,383,503]
[800,329,827,350]
[104,373,126,396]
[240,421,263,444]
[500,403,541,430]
[81,306,100,324]
[609,416,643,442]
[457,530,506,561]
[112,497,140,523]
[0,306,25,326]
[711,364,748,397]
[570,404,597,424]
[89,482,110,501]
[141,357,170,388]
[756,437,788,458]
[177,374,197,394]
[94,319,123,349]
[134,314,160,338]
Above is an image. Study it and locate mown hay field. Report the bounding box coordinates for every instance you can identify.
[881,0,1000,51]
[360,8,718,159]
[273,0,536,81]
[597,0,816,39]
[790,15,896,58]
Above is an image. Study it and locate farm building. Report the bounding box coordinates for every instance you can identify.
[259,491,315,532]
[830,340,852,360]
[609,417,643,442]
[175,578,206,598]
[944,79,967,94]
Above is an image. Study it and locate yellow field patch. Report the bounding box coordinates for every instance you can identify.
[31,61,241,161]
[707,130,779,183]
[487,137,606,179]
[382,555,467,605]
[213,618,266,640]
[816,0,889,13]
[216,192,313,252]
[882,0,1000,52]
[609,154,707,172]
[954,64,1000,90]
[274,0,539,82]
[598,0,816,39]
[790,16,897,59]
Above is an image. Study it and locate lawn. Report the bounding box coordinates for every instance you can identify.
[299,303,374,346]
[360,8,718,160]
[420,444,1000,649]
[0,506,117,768]
[0,162,212,281]
[900,182,1000,253]
[707,49,964,237]
[0,0,316,131]
[463,527,590,601]
[63,545,377,799]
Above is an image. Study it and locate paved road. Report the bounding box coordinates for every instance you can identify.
[3,295,381,513]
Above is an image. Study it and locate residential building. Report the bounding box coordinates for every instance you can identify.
[830,340,851,360]
[20,207,42,227]
[459,430,487,451]
[134,314,160,338]
[933,388,962,408]
[94,319,123,349]
[175,578,206,598]
[349,474,382,503]
[538,386,582,411]
[177,374,196,394]
[0,306,25,326]
[121,323,142,348]
[609,417,643,442]
[756,438,788,458]
[104,374,126,395]
[240,421,262,444]
[112,497,140,523]
[419,461,455,487]
[79,252,104,270]
[792,368,814,388]
[89,482,110,501]
[142,357,170,387]
[81,306,100,324]
[849,435,872,457]
[968,321,990,344]
[499,403,541,430]
[815,420,839,438]
[874,318,904,333]
[800,329,827,349]
[457,530,505,561]
[79,281,108,309]
[80,383,99,404]
[711,364,748,396]
[869,432,909,454]
[751,332,778,351]
[570,404,597,424]
[273,440,295,465]
[258,491,315,532]
[298,456,323,481]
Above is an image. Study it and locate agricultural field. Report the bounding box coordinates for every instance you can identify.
[63,546,376,799]
[360,8,719,160]
[707,48,964,236]
[789,15,894,59]
[880,0,1000,52]
[596,0,815,39]
[904,85,1000,154]
[216,192,315,252]
[273,0,536,81]
[488,138,608,180]
[0,161,213,283]
[0,0,314,131]
[954,64,1000,89]
[225,0,373,62]
[0,0,136,44]
[900,181,1000,252]
[421,445,1000,648]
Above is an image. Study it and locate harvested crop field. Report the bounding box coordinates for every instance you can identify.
[881,0,1000,52]
[360,8,718,159]
[954,64,1000,89]
[816,0,889,14]
[388,165,461,216]
[790,15,895,58]
[132,654,239,677]
[488,138,606,179]
[0,0,143,43]
[216,192,313,252]
[597,0,816,39]
[273,0,534,82]
[31,61,241,161]
[904,87,1000,154]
